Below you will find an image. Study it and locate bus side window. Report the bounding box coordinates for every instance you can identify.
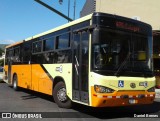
[56,50,71,63]
[43,37,54,51]
[32,41,42,53]
[56,33,70,50]
[23,42,31,64]
[13,47,20,62]
[55,32,71,63]
[5,50,9,65]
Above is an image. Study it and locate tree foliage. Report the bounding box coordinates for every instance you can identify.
[0,48,4,56]
[0,59,4,67]
[0,48,4,66]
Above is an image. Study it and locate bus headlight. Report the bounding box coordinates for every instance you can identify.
[147,87,155,92]
[94,85,115,93]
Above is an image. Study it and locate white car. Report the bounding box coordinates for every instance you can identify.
[0,67,4,82]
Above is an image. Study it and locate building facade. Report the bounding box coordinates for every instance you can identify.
[80,0,96,17]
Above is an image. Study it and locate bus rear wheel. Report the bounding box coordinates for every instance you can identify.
[53,81,72,108]
[13,74,19,91]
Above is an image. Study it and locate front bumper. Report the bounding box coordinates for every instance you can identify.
[91,86,155,107]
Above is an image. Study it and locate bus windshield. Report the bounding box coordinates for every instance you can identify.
[92,29,153,77]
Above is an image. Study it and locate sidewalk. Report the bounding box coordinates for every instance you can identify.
[155,89,160,98]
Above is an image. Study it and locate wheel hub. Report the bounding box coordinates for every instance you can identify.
[57,88,67,102]
[13,80,17,88]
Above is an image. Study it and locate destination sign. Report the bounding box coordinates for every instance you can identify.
[116,21,140,32]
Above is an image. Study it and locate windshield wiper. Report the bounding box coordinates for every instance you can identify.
[114,52,131,76]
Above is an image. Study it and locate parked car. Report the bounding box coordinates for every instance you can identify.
[0,67,4,82]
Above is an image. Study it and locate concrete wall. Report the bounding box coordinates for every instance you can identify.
[80,0,96,17]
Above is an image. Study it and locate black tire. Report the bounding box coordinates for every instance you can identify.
[12,74,19,91]
[53,81,72,108]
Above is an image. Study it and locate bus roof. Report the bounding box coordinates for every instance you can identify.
[6,41,23,49]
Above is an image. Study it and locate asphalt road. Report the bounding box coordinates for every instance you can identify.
[0,82,160,121]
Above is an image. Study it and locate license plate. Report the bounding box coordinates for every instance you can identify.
[129,99,136,104]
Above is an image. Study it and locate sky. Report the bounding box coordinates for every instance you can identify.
[0,0,85,44]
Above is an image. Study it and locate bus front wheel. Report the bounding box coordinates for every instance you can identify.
[53,81,72,108]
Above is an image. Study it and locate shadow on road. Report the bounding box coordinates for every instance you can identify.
[21,95,38,100]
[8,86,53,101]
[12,87,160,119]
[71,101,160,119]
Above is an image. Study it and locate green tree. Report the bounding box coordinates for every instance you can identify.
[0,59,4,67]
[0,48,4,66]
[0,48,3,56]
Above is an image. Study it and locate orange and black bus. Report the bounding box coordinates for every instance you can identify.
[4,12,155,108]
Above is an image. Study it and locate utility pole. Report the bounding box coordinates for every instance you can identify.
[59,0,70,22]
[59,0,76,20]
[73,0,76,20]
[68,0,70,20]
[34,0,73,22]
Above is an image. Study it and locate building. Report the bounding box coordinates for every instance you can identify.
[80,0,96,17]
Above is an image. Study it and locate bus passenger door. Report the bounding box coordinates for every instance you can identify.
[72,31,89,103]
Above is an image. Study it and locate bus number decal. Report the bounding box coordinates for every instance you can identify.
[139,81,148,88]
[55,65,63,73]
